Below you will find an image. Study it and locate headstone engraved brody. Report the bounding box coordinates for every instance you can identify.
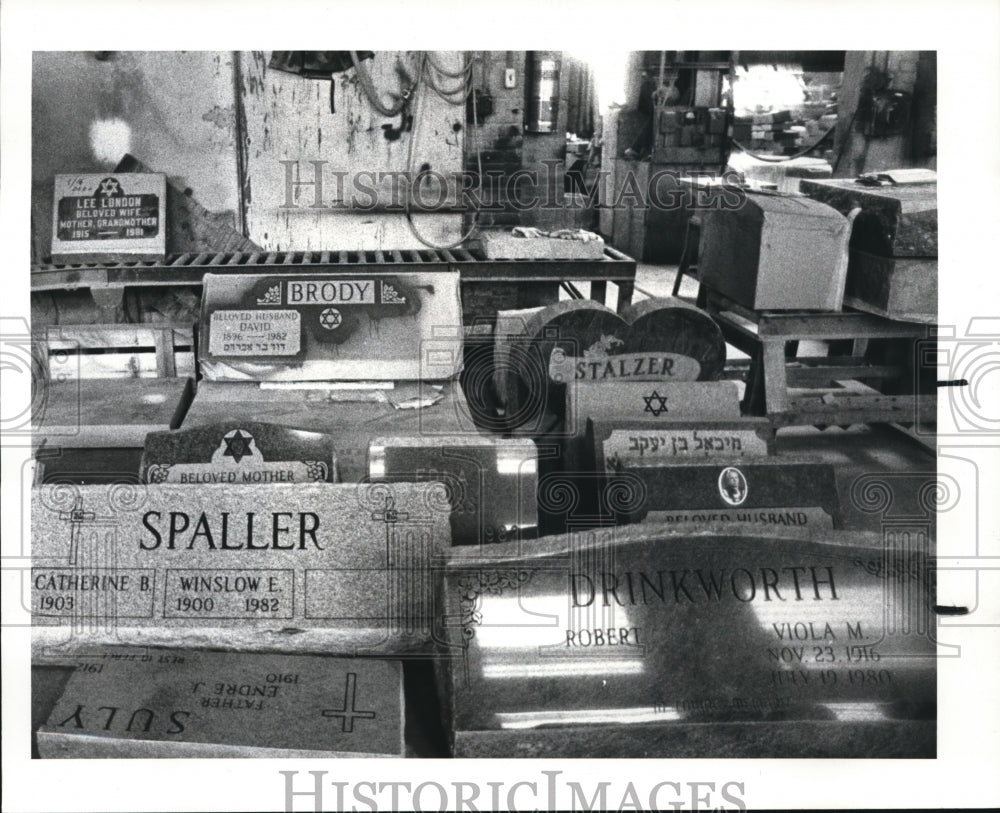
[140,422,339,484]
[369,436,538,545]
[38,650,403,757]
[51,173,167,263]
[199,271,462,381]
[612,458,843,531]
[31,482,451,657]
[501,298,726,432]
[435,525,935,757]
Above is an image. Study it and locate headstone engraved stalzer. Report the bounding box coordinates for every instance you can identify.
[140,422,339,484]
[503,298,726,433]
[436,525,936,757]
[37,649,403,757]
[31,481,451,657]
[198,271,463,382]
[51,173,167,263]
[369,436,538,546]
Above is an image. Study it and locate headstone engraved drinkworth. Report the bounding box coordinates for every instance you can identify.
[31,482,451,657]
[37,649,403,757]
[435,524,936,757]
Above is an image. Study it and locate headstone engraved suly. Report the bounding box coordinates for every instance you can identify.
[369,435,538,546]
[37,649,403,757]
[51,173,167,263]
[140,421,339,484]
[503,298,726,432]
[198,271,462,381]
[31,481,451,658]
[612,458,843,531]
[435,524,936,757]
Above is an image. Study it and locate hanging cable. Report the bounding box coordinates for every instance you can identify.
[425,50,475,80]
[730,122,837,163]
[404,52,482,250]
[422,54,474,104]
[350,50,413,116]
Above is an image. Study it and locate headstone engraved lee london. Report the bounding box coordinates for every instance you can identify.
[369,436,539,545]
[37,649,403,757]
[51,173,167,263]
[31,481,451,657]
[435,525,936,757]
[198,271,463,381]
[140,421,339,484]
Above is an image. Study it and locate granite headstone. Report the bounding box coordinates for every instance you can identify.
[369,435,538,546]
[31,481,451,658]
[140,421,339,484]
[612,458,843,531]
[38,648,403,757]
[198,271,463,381]
[435,524,936,757]
[502,298,726,433]
[51,172,167,263]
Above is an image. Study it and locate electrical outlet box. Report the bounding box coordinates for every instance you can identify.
[504,68,516,89]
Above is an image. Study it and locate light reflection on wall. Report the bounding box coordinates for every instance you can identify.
[89,118,132,165]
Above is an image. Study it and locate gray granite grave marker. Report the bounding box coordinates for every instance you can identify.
[38,649,403,757]
[31,482,451,658]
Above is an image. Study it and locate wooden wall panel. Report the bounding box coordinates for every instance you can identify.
[236,50,465,251]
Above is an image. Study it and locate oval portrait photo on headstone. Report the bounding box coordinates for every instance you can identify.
[718,466,748,506]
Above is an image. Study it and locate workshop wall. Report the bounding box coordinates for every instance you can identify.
[235,50,465,251]
[31,51,468,261]
[834,51,936,176]
[31,51,242,263]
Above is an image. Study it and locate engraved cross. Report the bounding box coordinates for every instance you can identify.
[59,497,96,566]
[321,672,376,733]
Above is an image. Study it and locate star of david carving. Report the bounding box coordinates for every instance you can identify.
[319,308,342,330]
[642,390,669,417]
[222,430,253,463]
[99,178,121,196]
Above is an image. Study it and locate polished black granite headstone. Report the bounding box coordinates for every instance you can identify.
[612,458,843,531]
[435,525,936,757]
[369,435,538,546]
